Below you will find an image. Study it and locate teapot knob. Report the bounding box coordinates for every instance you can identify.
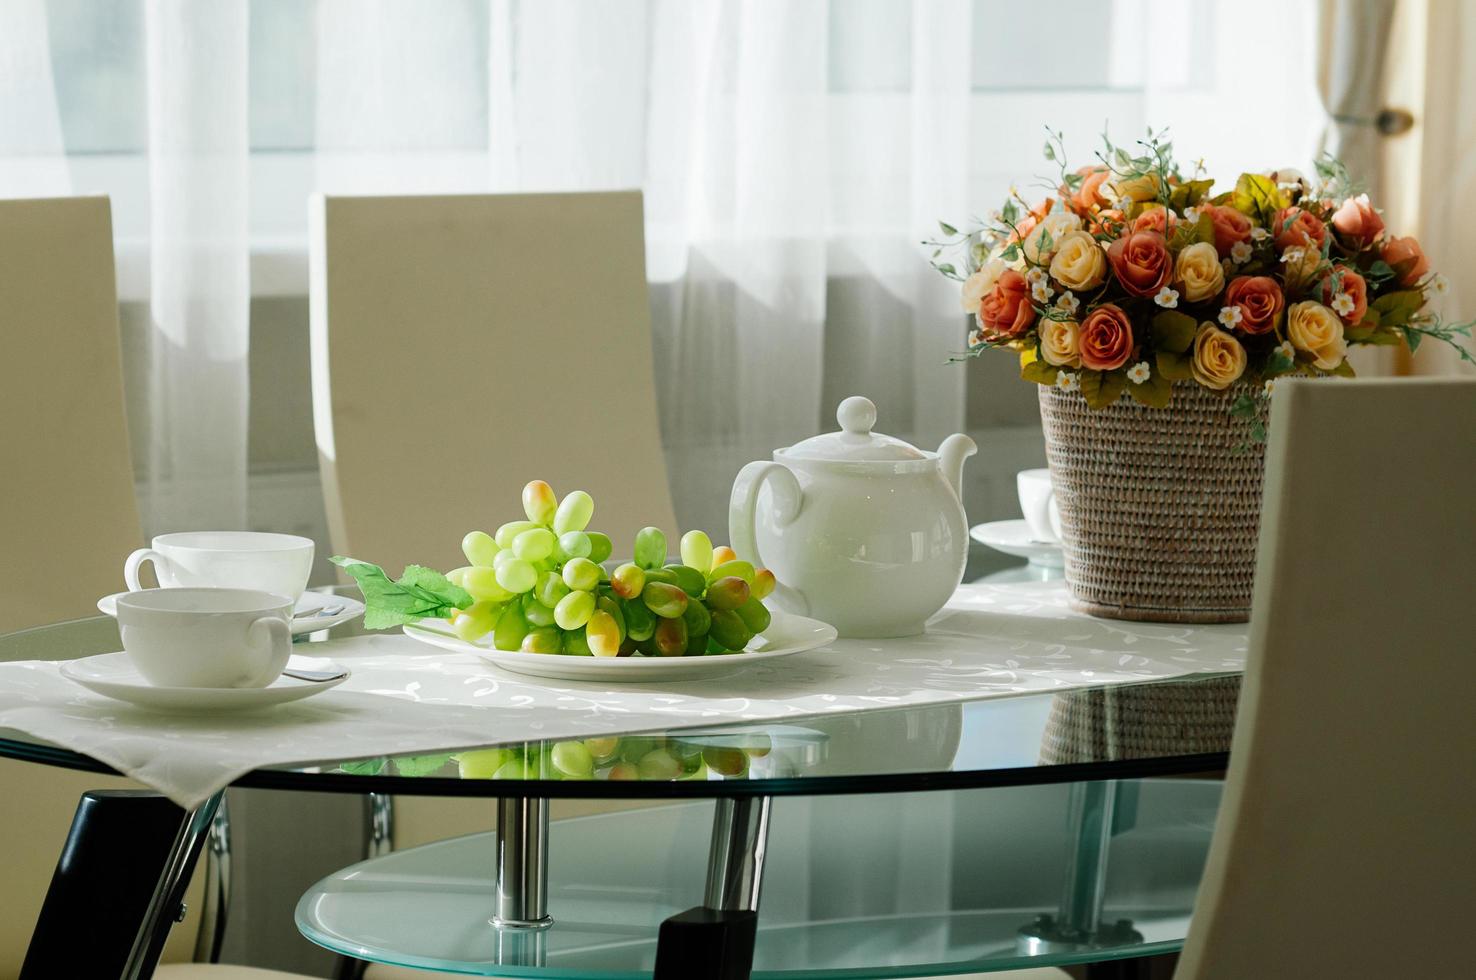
[837,395,876,436]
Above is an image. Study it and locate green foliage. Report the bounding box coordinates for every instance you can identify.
[1156,350,1194,381]
[330,556,473,629]
[1127,369,1172,408]
[1151,310,1198,353]
[1020,349,1060,386]
[1231,173,1285,225]
[1080,369,1127,409]
[1369,289,1425,328]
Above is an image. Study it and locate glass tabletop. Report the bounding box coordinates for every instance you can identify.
[0,555,1239,799]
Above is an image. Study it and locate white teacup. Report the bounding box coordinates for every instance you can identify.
[125,531,314,601]
[115,588,294,689]
[1017,468,1063,545]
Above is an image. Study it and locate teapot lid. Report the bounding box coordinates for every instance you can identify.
[778,396,932,464]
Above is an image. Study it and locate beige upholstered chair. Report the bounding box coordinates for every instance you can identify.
[1173,377,1476,978]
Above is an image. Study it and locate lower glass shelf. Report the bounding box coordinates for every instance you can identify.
[297,779,1221,978]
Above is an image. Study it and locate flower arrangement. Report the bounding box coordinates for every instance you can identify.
[930,130,1473,421]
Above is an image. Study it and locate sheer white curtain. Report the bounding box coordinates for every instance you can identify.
[0,1,70,197]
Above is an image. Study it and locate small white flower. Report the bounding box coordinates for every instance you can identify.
[1276,340,1295,361]
[1331,292,1356,317]
[1154,286,1180,309]
[1127,361,1151,384]
[1183,206,1200,223]
[1263,378,1278,396]
[1055,371,1080,393]
[968,328,986,348]
[1432,273,1450,295]
[1025,266,1046,285]
[1218,305,1244,328]
[1280,247,1305,265]
[1230,241,1253,264]
[1250,226,1270,242]
[1055,290,1080,316]
[1031,280,1054,304]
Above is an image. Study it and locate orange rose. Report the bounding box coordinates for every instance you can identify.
[1131,206,1176,236]
[1382,236,1430,287]
[977,269,1037,339]
[1106,230,1173,297]
[1331,194,1384,248]
[1320,266,1368,324]
[1273,207,1328,252]
[1200,204,1254,259]
[1223,276,1285,335]
[1063,167,1112,215]
[1090,208,1127,237]
[1078,304,1135,371]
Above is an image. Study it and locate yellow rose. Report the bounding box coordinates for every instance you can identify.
[1190,322,1247,390]
[1039,318,1081,368]
[1022,211,1083,264]
[960,259,1006,313]
[1048,230,1107,291]
[1280,246,1325,291]
[1175,241,1226,303]
[1107,172,1164,204]
[1286,300,1347,369]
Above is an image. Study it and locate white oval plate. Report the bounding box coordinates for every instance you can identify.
[970,519,1065,568]
[403,610,837,683]
[59,652,348,713]
[97,591,365,637]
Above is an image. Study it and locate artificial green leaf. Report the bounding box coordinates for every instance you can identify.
[1156,350,1194,381]
[1231,173,1285,224]
[1229,392,1259,419]
[1127,369,1172,408]
[1001,242,1020,262]
[1152,310,1198,353]
[1330,359,1357,377]
[1020,348,1060,386]
[1265,348,1296,375]
[1369,289,1425,328]
[938,220,958,236]
[1080,369,1128,409]
[1401,325,1423,354]
[330,556,473,629]
[1365,326,1405,346]
[338,757,388,776]
[393,753,455,777]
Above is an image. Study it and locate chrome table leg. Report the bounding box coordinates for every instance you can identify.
[493,796,552,929]
[704,796,772,912]
[122,791,225,980]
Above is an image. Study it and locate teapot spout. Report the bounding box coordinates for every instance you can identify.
[937,433,978,500]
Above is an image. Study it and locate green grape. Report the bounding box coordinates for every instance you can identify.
[596,596,626,641]
[751,568,776,600]
[492,604,530,651]
[554,590,596,630]
[709,609,752,651]
[586,532,613,564]
[492,548,518,569]
[642,567,677,586]
[618,736,657,764]
[562,557,601,592]
[520,626,562,654]
[607,760,640,780]
[446,566,473,589]
[586,609,621,657]
[552,490,594,535]
[522,480,558,525]
[562,626,592,656]
[610,562,645,599]
[706,636,726,654]
[457,748,506,779]
[551,741,594,779]
[664,564,708,597]
[622,597,656,641]
[708,559,756,586]
[451,601,500,642]
[495,520,541,549]
[557,530,591,560]
[684,630,710,656]
[642,582,688,619]
[464,566,515,603]
[736,596,772,635]
[512,527,556,561]
[633,526,667,570]
[743,734,773,758]
[638,748,683,780]
[584,736,619,762]
[461,531,500,568]
[682,597,711,637]
[706,576,751,611]
[703,745,749,777]
[670,739,703,768]
[495,557,537,594]
[679,530,714,574]
[535,570,570,608]
[653,616,688,656]
[522,594,557,628]
[492,757,528,780]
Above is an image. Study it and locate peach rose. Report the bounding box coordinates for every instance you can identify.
[1175,241,1226,303]
[1066,167,1112,214]
[1049,230,1108,291]
[1190,322,1247,390]
[1273,207,1328,252]
[977,268,1037,339]
[1106,230,1173,297]
[1382,236,1430,287]
[1200,204,1254,259]
[1223,276,1285,335]
[1331,194,1384,248]
[1078,304,1135,371]
[960,259,1007,313]
[1022,211,1084,264]
[1287,301,1347,370]
[1132,206,1176,236]
[1320,266,1368,324]
[1039,318,1081,368]
[1090,209,1127,237]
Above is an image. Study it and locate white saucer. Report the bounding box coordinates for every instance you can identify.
[59,653,348,713]
[971,519,1066,568]
[97,591,365,636]
[403,610,838,683]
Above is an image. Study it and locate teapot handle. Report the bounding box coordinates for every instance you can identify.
[728,461,807,614]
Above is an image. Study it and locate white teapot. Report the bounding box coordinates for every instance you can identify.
[729,396,977,638]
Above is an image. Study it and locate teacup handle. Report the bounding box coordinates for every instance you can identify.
[124,548,168,591]
[246,616,293,687]
[728,461,807,614]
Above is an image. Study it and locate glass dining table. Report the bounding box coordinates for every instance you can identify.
[0,551,1239,979]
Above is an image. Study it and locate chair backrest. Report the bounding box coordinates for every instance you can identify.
[0,196,142,633]
[1175,377,1476,979]
[309,190,678,575]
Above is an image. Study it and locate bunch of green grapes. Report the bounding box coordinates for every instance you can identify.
[444,481,776,657]
[456,733,772,781]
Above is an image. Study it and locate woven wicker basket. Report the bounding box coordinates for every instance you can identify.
[1037,676,1242,765]
[1038,380,1265,624]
